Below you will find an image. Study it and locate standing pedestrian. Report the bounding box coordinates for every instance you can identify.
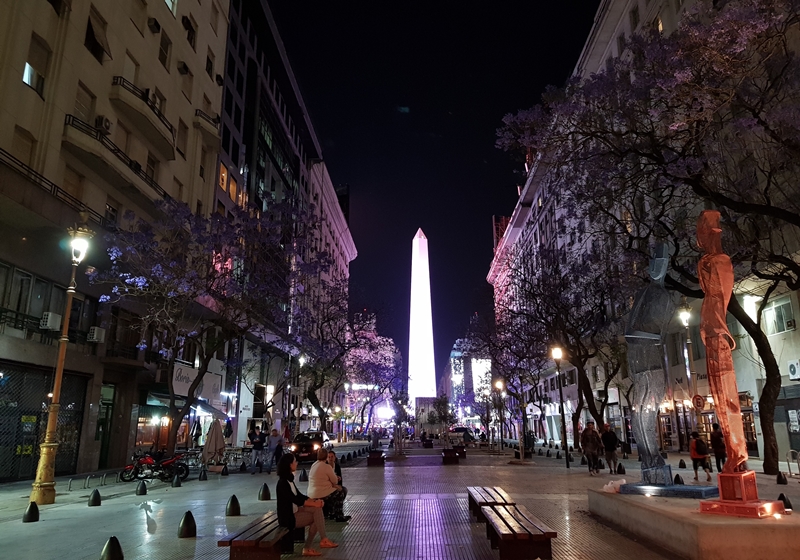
[690,431,712,482]
[710,423,727,473]
[249,426,266,474]
[600,424,619,474]
[265,428,284,474]
[580,421,603,475]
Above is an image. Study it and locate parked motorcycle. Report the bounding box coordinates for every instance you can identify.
[120,450,190,482]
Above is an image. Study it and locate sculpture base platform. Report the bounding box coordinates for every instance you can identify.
[620,483,719,499]
[699,471,785,518]
[589,489,798,560]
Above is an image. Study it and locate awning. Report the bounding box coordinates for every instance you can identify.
[146,392,228,421]
[88,10,113,59]
[193,401,228,421]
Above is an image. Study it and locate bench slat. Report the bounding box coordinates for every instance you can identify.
[236,518,281,546]
[513,504,557,538]
[495,505,531,540]
[493,486,514,504]
[482,506,514,539]
[483,487,502,502]
[257,526,290,548]
[218,512,277,546]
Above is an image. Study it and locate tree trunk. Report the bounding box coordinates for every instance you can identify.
[728,297,780,474]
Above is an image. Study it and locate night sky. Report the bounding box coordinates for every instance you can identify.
[270,2,602,379]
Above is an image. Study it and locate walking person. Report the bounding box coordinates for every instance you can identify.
[265,428,284,474]
[600,424,619,474]
[307,448,350,522]
[710,423,727,473]
[580,420,603,475]
[690,431,712,482]
[249,426,267,474]
[276,453,338,557]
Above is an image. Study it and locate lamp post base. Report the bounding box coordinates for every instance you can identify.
[30,441,60,505]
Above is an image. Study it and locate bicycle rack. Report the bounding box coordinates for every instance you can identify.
[68,478,74,491]
[101,473,108,486]
[84,475,93,489]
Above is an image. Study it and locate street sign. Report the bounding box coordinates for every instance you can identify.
[692,394,705,410]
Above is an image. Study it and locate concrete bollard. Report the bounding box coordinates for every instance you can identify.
[299,468,308,482]
[221,464,229,476]
[198,468,208,481]
[258,484,271,501]
[178,511,197,538]
[88,488,102,507]
[136,481,147,496]
[617,463,626,475]
[678,459,686,469]
[172,474,182,488]
[674,474,684,485]
[546,449,551,458]
[580,455,587,465]
[556,451,561,460]
[537,448,543,456]
[240,461,247,472]
[99,536,124,560]
[22,502,39,523]
[226,494,241,516]
[778,472,789,485]
[778,492,793,510]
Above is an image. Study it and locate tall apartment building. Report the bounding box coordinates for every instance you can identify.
[216,0,356,443]
[489,0,791,456]
[0,0,228,480]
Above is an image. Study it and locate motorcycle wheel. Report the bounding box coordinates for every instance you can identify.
[119,467,136,482]
[176,462,190,481]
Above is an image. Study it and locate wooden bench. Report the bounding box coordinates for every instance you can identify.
[481,504,557,560]
[466,486,515,521]
[367,449,385,466]
[217,511,290,560]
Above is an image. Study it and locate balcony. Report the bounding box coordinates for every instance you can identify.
[62,115,170,209]
[193,109,221,147]
[109,77,175,160]
[0,307,95,354]
[0,147,107,228]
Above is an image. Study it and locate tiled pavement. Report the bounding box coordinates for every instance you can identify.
[1,444,796,559]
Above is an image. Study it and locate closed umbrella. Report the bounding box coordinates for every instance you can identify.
[202,419,226,465]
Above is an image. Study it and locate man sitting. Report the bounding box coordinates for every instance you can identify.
[307,448,350,522]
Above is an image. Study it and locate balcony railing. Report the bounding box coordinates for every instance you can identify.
[0,147,107,227]
[64,115,170,200]
[111,76,175,137]
[0,308,94,351]
[195,109,220,130]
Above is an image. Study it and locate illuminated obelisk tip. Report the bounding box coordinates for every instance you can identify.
[408,228,436,406]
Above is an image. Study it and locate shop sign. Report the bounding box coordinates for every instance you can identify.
[173,365,222,404]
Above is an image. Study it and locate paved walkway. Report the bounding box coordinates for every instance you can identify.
[1,443,798,559]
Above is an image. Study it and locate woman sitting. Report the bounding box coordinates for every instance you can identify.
[276,453,338,557]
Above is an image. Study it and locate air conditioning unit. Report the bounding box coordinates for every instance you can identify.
[177,62,190,75]
[147,17,161,33]
[95,115,113,135]
[87,326,106,343]
[40,312,62,330]
[787,319,797,330]
[789,360,800,381]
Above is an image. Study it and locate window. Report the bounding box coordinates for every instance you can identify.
[231,139,239,165]
[47,0,67,16]
[146,152,158,180]
[173,177,184,201]
[10,270,32,313]
[153,88,166,113]
[85,6,112,63]
[183,15,197,50]
[617,34,626,56]
[196,199,203,215]
[177,119,188,158]
[181,70,193,101]
[164,0,177,14]
[229,176,238,203]
[592,365,599,383]
[105,199,119,225]
[227,52,236,80]
[206,49,215,79]
[764,298,795,336]
[222,124,230,154]
[217,200,226,216]
[202,94,212,115]
[122,51,139,85]
[74,82,95,122]
[158,32,171,70]
[218,162,228,191]
[23,35,49,97]
[210,2,219,34]
[224,87,234,116]
[11,127,36,166]
[30,278,50,318]
[629,5,640,30]
[63,166,84,199]
[200,147,207,178]
[114,121,130,154]
[131,0,147,34]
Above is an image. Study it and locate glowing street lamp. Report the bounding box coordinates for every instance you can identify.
[678,296,701,434]
[552,346,569,469]
[31,221,94,504]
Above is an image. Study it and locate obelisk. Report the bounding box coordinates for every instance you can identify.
[408,228,436,405]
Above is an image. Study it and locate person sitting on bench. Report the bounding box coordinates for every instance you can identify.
[276,453,338,557]
[307,448,350,522]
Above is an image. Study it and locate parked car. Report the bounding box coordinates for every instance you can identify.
[450,426,476,442]
[289,431,332,462]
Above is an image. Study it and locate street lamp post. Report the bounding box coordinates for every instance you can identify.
[30,223,94,504]
[679,297,701,438]
[552,347,570,469]
[494,380,505,449]
[483,388,492,449]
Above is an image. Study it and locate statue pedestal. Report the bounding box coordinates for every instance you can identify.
[700,470,786,518]
[641,465,672,485]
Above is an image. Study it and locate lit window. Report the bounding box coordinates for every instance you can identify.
[218,163,228,192]
[229,176,237,203]
[764,299,795,336]
[23,35,49,97]
[164,0,177,14]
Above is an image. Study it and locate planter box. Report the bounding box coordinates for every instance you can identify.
[453,445,466,459]
[442,449,459,465]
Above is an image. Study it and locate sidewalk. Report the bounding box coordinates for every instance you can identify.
[2,443,797,559]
